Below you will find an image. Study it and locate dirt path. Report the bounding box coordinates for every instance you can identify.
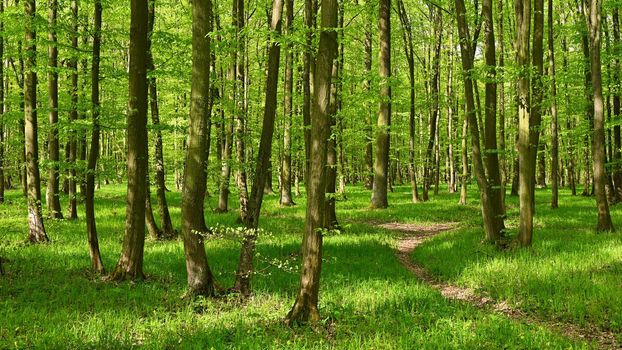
[376,222,619,350]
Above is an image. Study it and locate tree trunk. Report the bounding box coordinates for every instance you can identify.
[234,0,285,296]
[280,0,295,206]
[482,0,505,227]
[612,8,622,201]
[286,0,338,324]
[233,0,249,220]
[516,0,535,247]
[24,0,49,243]
[109,0,150,281]
[325,61,339,228]
[0,0,5,204]
[147,0,175,238]
[67,0,79,220]
[586,0,614,231]
[396,0,419,203]
[423,9,442,201]
[454,0,504,243]
[84,0,105,273]
[459,115,468,205]
[497,0,507,199]
[180,0,216,296]
[363,13,373,190]
[370,0,391,209]
[549,0,559,208]
[46,0,63,219]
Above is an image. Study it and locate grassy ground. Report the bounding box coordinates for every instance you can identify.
[0,182,608,349]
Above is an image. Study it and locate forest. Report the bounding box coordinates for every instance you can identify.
[1,0,622,347]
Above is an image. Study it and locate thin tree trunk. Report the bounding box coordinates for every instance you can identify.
[279,0,295,206]
[497,0,506,200]
[0,0,5,204]
[233,0,249,220]
[549,0,559,208]
[586,0,614,231]
[233,0,285,296]
[325,61,339,228]
[46,0,62,219]
[109,0,150,281]
[84,0,105,273]
[363,13,373,190]
[612,8,621,201]
[67,0,79,220]
[286,0,338,324]
[24,0,48,243]
[147,0,175,238]
[370,0,391,209]
[459,115,468,205]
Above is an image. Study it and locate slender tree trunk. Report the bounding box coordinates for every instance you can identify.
[612,8,622,201]
[587,0,614,231]
[423,10,442,201]
[279,0,295,206]
[0,0,5,204]
[497,0,506,200]
[549,0,559,208]
[459,115,468,205]
[454,0,504,243]
[147,0,175,238]
[363,13,373,190]
[397,0,419,203]
[561,34,577,195]
[286,0,338,324]
[233,0,249,220]
[180,0,216,296]
[46,0,62,219]
[233,0,285,296]
[109,0,150,281]
[482,0,505,229]
[84,0,105,273]
[516,0,534,247]
[325,61,339,228]
[24,0,48,243]
[67,0,79,220]
[370,0,391,209]
[537,141,546,187]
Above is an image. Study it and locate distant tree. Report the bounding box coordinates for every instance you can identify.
[46,0,62,219]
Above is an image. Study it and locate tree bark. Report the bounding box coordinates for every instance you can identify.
[180,0,216,296]
[612,8,622,201]
[454,0,505,243]
[586,0,614,231]
[280,0,295,206]
[84,0,105,273]
[233,0,249,220]
[396,0,419,203]
[286,0,338,324]
[109,0,150,281]
[549,0,559,208]
[147,0,175,238]
[46,0,63,219]
[363,8,373,190]
[370,0,391,209]
[24,0,49,243]
[0,0,5,204]
[234,0,285,296]
[67,0,79,220]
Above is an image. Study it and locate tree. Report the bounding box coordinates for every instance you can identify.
[586,0,614,232]
[147,0,175,239]
[370,0,390,209]
[67,0,79,220]
[46,0,62,219]
[109,0,150,281]
[454,0,505,244]
[84,0,105,273]
[286,0,338,324]
[24,0,49,243]
[0,0,4,204]
[180,0,216,296]
[612,8,621,201]
[396,0,420,203]
[234,0,285,296]
[279,0,295,206]
[549,0,559,209]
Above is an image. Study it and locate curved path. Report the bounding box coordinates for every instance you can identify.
[375,222,619,350]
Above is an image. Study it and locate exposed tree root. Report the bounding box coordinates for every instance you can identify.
[375,221,619,350]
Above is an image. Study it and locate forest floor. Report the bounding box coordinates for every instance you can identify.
[1,183,621,349]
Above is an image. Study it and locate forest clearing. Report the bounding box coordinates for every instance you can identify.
[1,0,622,347]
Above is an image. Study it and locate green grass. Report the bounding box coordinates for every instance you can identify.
[0,183,604,348]
[414,186,622,336]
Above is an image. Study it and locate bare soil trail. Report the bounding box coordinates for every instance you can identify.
[374,221,619,349]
